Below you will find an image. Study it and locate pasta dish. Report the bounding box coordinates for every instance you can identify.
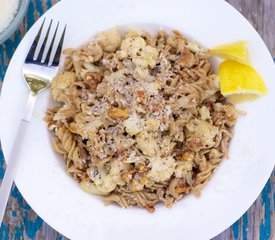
[45,28,237,212]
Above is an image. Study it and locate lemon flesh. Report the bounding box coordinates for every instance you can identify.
[211,41,249,64]
[219,60,267,96]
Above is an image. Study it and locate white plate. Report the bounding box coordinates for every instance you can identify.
[1,0,275,239]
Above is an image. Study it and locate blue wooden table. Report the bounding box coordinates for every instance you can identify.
[0,0,274,239]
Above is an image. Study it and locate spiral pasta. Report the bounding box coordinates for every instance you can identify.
[45,28,237,212]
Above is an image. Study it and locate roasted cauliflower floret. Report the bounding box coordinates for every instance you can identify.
[186,119,219,150]
[175,161,193,179]
[123,114,144,136]
[143,82,161,96]
[118,36,159,68]
[147,156,176,182]
[136,131,157,157]
[51,71,76,102]
[97,28,121,52]
[145,119,160,132]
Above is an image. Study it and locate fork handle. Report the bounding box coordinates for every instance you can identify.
[0,120,29,225]
[24,92,36,121]
[0,93,36,226]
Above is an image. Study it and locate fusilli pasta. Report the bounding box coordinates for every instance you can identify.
[45,28,237,212]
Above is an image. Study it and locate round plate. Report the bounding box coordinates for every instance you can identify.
[1,0,275,239]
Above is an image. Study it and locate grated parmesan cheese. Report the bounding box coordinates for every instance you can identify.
[0,0,19,33]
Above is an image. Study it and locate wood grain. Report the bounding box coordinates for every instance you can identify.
[227,0,275,56]
[0,1,274,239]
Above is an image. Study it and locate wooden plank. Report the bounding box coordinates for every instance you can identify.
[0,0,274,239]
[217,1,275,239]
[227,0,275,56]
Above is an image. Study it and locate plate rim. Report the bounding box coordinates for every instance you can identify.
[1,0,275,239]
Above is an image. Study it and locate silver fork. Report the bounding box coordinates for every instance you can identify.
[0,19,66,225]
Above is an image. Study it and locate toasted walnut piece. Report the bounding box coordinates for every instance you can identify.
[179,52,196,68]
[145,205,155,213]
[186,136,204,152]
[83,72,103,93]
[117,147,127,155]
[108,107,129,119]
[137,162,148,173]
[136,88,147,105]
[149,103,162,112]
[121,169,136,183]
[176,151,195,161]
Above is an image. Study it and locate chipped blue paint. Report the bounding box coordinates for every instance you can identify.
[23,213,43,239]
[14,226,23,239]
[47,0,53,9]
[273,171,275,211]
[11,186,31,211]
[26,0,36,31]
[0,224,9,240]
[0,146,4,179]
[0,45,4,63]
[0,66,8,81]
[260,179,271,240]
[4,39,15,61]
[242,212,248,240]
[36,0,44,18]
[14,27,22,47]
[232,220,240,240]
[0,45,6,80]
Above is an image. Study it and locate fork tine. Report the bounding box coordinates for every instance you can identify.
[44,22,59,66]
[36,19,53,62]
[25,18,46,62]
[51,24,66,67]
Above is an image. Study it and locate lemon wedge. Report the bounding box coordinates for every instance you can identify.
[228,94,259,104]
[219,60,267,96]
[211,41,249,64]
